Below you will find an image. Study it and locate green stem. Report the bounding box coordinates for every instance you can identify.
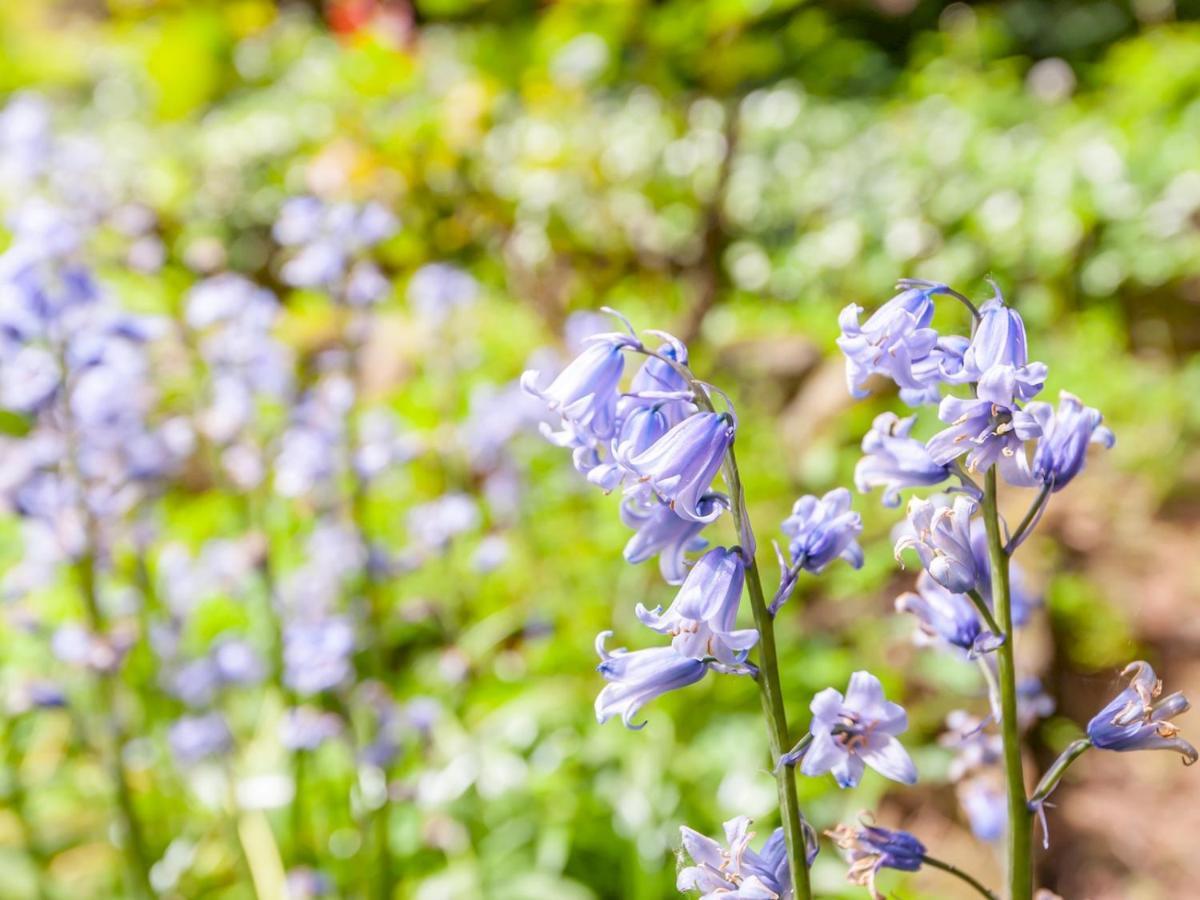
[723,446,812,900]
[1029,739,1091,807]
[75,556,155,899]
[966,589,1003,638]
[1005,483,1051,554]
[982,469,1032,900]
[922,854,999,900]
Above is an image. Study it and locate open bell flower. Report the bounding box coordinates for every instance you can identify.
[781,488,864,574]
[962,292,1046,399]
[1086,661,1197,763]
[837,285,940,404]
[826,821,925,900]
[1028,391,1115,492]
[521,332,640,443]
[925,366,1044,486]
[799,671,917,788]
[894,496,980,595]
[855,412,952,507]
[586,403,674,492]
[636,547,758,665]
[620,492,726,585]
[629,411,734,523]
[678,815,812,899]
[594,632,709,729]
[895,571,1002,657]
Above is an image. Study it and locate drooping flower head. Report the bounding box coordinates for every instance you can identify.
[522,332,640,444]
[678,815,813,899]
[826,821,925,900]
[635,547,758,665]
[629,411,734,524]
[837,285,939,404]
[620,492,726,585]
[1028,391,1115,492]
[895,571,1002,657]
[1086,661,1197,763]
[781,488,864,574]
[855,412,952,507]
[894,496,980,595]
[799,671,917,788]
[594,632,709,729]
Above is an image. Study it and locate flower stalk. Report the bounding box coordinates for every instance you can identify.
[921,853,1000,900]
[981,469,1033,900]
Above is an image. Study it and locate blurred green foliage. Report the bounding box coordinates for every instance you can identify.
[1,1,1198,898]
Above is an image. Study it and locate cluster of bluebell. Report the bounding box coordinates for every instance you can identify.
[530,281,1194,899]
[834,279,1193,895]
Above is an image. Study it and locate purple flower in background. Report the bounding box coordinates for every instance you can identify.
[940,711,1003,781]
[522,333,638,443]
[211,637,265,685]
[594,632,708,729]
[894,496,980,595]
[678,815,809,899]
[799,671,917,788]
[629,412,734,523]
[280,706,344,751]
[406,492,479,551]
[855,412,951,507]
[781,488,864,574]
[1017,677,1056,730]
[1086,661,1197,762]
[635,547,757,665]
[925,367,1043,485]
[407,263,478,323]
[620,492,725,585]
[274,197,397,291]
[826,821,925,900]
[958,775,1006,843]
[1028,391,1115,492]
[837,285,939,405]
[168,713,232,765]
[283,617,356,697]
[895,571,1001,656]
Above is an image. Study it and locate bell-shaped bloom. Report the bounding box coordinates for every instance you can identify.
[1086,661,1197,763]
[522,333,639,443]
[1027,391,1115,492]
[826,821,925,900]
[837,286,940,404]
[629,412,734,523]
[925,366,1044,486]
[621,492,725,584]
[800,671,917,788]
[781,488,864,574]
[636,548,758,665]
[855,413,951,507]
[586,403,675,492]
[678,815,811,899]
[622,340,695,425]
[594,632,708,729]
[894,496,980,595]
[965,293,1028,370]
[895,571,1002,656]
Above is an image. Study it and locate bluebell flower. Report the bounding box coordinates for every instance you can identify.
[895,571,1002,656]
[837,285,940,404]
[586,403,674,492]
[781,488,864,574]
[678,815,811,899]
[925,366,1044,485]
[1086,661,1197,762]
[826,821,925,900]
[620,339,695,424]
[594,632,709,729]
[799,671,917,788]
[407,262,478,324]
[958,775,1006,843]
[962,291,1047,402]
[283,617,356,697]
[522,333,639,443]
[940,711,1003,781]
[967,518,1040,627]
[280,706,345,751]
[894,496,980,595]
[636,547,757,665]
[855,413,952,507]
[620,492,726,585]
[168,712,232,765]
[1027,391,1115,492]
[629,412,734,523]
